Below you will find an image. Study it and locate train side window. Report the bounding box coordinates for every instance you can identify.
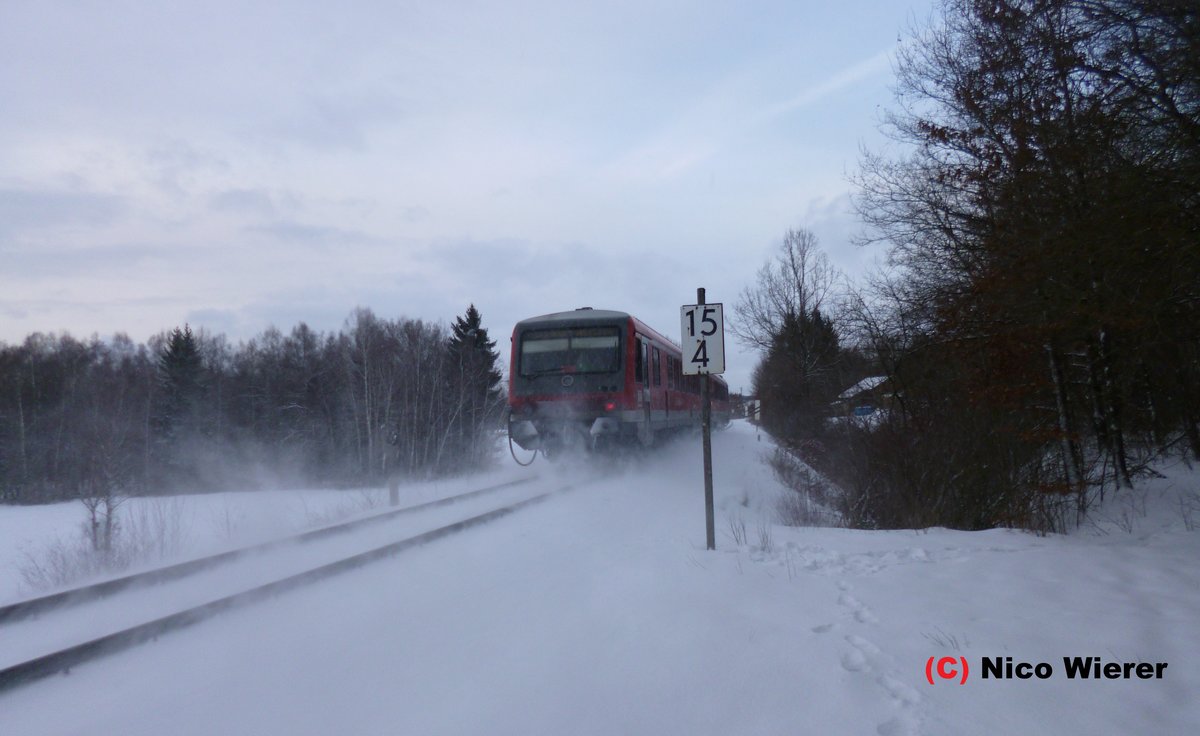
[667,356,676,389]
[635,339,645,383]
[652,347,661,387]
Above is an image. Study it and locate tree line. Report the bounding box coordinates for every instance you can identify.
[744,0,1198,532]
[0,305,504,506]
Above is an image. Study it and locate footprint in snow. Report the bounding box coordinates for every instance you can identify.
[841,633,885,672]
[878,673,921,707]
[877,714,921,736]
[846,633,883,656]
[835,579,880,624]
[825,608,924,734]
[841,648,868,672]
[837,591,880,624]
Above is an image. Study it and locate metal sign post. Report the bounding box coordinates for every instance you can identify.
[681,288,725,551]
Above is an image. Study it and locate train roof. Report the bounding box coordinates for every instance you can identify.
[514,308,631,326]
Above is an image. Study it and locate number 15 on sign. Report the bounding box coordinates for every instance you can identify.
[680,303,725,375]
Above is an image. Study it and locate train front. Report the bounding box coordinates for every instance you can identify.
[508,309,632,457]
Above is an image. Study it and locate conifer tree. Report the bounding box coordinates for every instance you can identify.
[157,325,204,434]
[153,325,207,487]
[753,308,842,442]
[446,305,504,467]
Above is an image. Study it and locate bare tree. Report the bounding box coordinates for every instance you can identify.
[0,306,509,497]
[733,228,847,443]
[732,228,839,353]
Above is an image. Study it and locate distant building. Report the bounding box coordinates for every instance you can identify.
[831,376,892,417]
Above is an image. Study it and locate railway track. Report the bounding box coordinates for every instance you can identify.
[0,475,577,693]
[0,476,537,625]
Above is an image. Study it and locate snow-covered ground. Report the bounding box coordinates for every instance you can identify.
[1,421,1197,735]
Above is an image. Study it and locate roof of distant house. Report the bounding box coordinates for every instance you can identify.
[838,375,888,400]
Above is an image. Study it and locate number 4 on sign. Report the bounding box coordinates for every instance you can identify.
[680,303,725,375]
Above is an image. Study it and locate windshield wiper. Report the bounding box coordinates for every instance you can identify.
[525,367,566,376]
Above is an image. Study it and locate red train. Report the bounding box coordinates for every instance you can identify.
[507,308,730,458]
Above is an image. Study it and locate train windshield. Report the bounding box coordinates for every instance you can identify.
[520,327,621,376]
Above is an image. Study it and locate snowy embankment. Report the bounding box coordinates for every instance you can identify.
[1,420,1197,735]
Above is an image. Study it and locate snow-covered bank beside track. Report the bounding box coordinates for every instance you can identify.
[0,463,541,603]
[1,421,1197,735]
[0,476,565,673]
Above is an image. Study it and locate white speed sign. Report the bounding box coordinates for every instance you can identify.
[680,303,725,375]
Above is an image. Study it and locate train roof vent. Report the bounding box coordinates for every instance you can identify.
[576,306,593,310]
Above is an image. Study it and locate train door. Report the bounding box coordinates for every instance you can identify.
[665,354,676,427]
[635,337,653,446]
[652,346,663,428]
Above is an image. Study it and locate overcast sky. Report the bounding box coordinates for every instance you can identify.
[1,0,933,392]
